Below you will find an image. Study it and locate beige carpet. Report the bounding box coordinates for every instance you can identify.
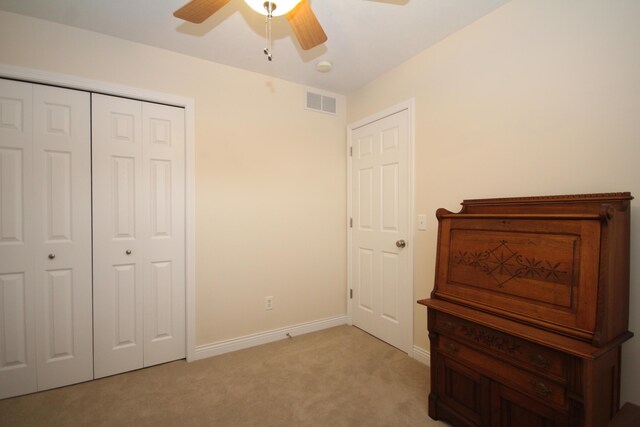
[0,325,448,426]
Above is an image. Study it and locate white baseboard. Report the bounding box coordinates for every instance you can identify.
[193,315,348,361]
[412,345,431,366]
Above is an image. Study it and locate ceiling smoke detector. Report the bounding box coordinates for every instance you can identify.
[316,60,333,73]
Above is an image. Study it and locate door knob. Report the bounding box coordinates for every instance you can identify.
[48,253,56,260]
[396,240,406,249]
[126,249,132,255]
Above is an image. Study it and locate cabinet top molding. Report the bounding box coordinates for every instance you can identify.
[461,192,633,207]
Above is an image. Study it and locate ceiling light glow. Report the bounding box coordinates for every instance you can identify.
[244,0,302,17]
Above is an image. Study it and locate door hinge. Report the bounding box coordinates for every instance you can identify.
[349,217,353,228]
[349,146,353,156]
[350,289,353,299]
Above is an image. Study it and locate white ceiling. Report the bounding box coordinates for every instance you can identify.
[0,0,511,94]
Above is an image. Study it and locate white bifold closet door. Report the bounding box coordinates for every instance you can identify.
[0,79,92,399]
[92,94,185,379]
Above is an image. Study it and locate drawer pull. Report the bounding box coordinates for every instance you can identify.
[528,353,551,369]
[443,320,456,331]
[531,380,553,397]
[445,342,458,355]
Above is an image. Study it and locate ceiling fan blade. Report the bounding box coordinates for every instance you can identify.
[173,0,231,24]
[286,0,327,50]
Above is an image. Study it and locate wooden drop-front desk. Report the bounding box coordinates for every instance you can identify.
[418,193,634,427]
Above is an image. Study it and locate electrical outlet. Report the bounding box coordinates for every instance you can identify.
[265,296,274,311]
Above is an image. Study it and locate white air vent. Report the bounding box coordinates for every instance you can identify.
[305,90,337,115]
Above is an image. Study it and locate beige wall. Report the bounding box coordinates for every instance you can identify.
[348,0,640,404]
[0,11,347,346]
[3,0,640,406]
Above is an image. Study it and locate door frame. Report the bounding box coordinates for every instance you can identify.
[347,99,416,355]
[0,63,197,362]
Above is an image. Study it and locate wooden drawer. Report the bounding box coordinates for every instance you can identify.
[437,335,567,409]
[432,311,567,382]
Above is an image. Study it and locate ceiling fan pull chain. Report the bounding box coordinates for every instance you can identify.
[268,14,273,61]
[263,1,274,61]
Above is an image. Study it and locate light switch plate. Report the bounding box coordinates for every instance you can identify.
[418,214,427,231]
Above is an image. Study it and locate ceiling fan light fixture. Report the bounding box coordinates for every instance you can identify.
[244,0,302,16]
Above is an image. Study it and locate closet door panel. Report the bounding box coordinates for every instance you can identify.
[33,85,92,390]
[92,94,144,379]
[142,103,185,367]
[0,79,36,399]
[0,272,35,399]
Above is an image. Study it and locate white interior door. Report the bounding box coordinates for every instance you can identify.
[92,94,185,378]
[1,79,92,399]
[142,102,185,367]
[351,108,411,353]
[33,84,92,390]
[92,94,144,378]
[0,79,37,399]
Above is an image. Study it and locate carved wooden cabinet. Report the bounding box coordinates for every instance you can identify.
[418,193,633,427]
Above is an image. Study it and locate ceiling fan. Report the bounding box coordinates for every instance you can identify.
[173,0,327,55]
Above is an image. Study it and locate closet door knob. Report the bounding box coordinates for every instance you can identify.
[126,249,132,255]
[48,254,56,260]
[396,240,406,249]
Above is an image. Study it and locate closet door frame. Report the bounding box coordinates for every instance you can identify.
[0,64,197,362]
